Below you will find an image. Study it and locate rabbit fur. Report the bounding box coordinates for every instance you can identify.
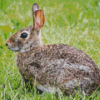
[6,3,100,96]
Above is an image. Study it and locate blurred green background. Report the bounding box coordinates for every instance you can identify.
[0,0,100,99]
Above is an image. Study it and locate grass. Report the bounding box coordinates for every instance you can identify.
[0,0,100,99]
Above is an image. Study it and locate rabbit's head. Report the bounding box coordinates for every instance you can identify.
[6,3,45,52]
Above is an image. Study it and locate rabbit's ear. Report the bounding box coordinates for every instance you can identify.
[34,10,45,30]
[32,3,39,16]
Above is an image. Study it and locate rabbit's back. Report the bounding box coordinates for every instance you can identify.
[17,44,100,95]
[29,44,99,71]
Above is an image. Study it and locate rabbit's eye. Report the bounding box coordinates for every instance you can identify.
[20,33,28,38]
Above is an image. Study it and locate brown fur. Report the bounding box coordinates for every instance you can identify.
[6,3,100,96]
[16,44,100,95]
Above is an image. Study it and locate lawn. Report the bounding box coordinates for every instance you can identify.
[0,0,100,99]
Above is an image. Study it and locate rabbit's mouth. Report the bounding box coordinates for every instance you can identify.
[7,45,20,52]
[6,42,21,52]
[10,48,20,52]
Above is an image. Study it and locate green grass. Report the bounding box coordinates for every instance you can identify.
[0,0,100,99]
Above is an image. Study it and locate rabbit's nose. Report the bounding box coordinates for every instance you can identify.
[6,43,9,46]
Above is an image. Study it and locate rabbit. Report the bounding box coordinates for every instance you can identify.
[6,3,100,97]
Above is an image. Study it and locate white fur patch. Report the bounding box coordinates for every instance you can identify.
[46,59,91,73]
[67,64,90,72]
[64,77,91,89]
[20,45,31,53]
[64,79,80,89]
[61,59,91,72]
[10,47,20,51]
[36,84,57,93]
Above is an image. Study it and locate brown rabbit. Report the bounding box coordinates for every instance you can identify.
[6,3,100,97]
